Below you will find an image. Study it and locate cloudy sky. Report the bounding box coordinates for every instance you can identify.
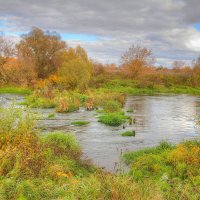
[0,0,200,67]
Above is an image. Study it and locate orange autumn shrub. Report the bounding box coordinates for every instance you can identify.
[169,143,200,166]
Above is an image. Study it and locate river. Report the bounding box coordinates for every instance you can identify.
[1,94,200,171]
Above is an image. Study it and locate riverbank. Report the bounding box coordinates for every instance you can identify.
[2,79,200,97]
[100,79,200,95]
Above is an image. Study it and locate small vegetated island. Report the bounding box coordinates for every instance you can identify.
[0,28,200,199]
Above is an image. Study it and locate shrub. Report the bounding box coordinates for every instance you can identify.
[56,97,80,113]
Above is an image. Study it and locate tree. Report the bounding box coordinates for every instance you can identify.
[121,45,154,79]
[0,33,15,84]
[192,56,200,86]
[17,27,67,79]
[172,60,185,69]
[58,58,92,90]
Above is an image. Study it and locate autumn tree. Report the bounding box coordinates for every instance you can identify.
[0,34,15,84]
[192,56,200,86]
[17,27,67,79]
[58,58,92,90]
[57,45,92,90]
[121,45,154,79]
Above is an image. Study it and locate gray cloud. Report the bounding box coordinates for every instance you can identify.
[0,0,200,66]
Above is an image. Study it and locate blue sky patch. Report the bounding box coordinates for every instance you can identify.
[0,20,97,42]
[194,23,200,31]
[0,20,6,29]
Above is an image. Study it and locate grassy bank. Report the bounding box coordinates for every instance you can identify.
[2,78,200,97]
[124,141,200,199]
[100,79,200,95]
[0,87,32,95]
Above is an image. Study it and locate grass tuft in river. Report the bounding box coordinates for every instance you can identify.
[121,130,136,137]
[126,108,134,113]
[98,112,128,126]
[71,121,90,126]
[47,113,56,119]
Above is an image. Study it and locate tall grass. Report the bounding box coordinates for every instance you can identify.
[124,141,200,199]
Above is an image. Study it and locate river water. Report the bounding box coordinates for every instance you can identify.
[1,94,200,171]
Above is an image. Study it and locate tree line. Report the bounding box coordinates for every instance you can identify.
[1,27,200,89]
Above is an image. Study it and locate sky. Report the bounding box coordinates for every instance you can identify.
[0,0,200,67]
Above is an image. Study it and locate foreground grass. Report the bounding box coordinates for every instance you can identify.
[0,87,32,95]
[124,141,200,199]
[0,106,163,200]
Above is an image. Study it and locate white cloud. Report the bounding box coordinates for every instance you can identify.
[186,31,200,51]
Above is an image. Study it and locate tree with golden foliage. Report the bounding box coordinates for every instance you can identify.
[57,45,92,90]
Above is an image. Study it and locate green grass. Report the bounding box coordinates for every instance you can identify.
[20,95,56,108]
[102,100,122,113]
[123,141,200,199]
[123,141,174,164]
[121,130,136,137]
[126,108,134,112]
[100,79,200,95]
[0,87,32,95]
[47,113,55,119]
[98,112,128,126]
[71,121,90,126]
